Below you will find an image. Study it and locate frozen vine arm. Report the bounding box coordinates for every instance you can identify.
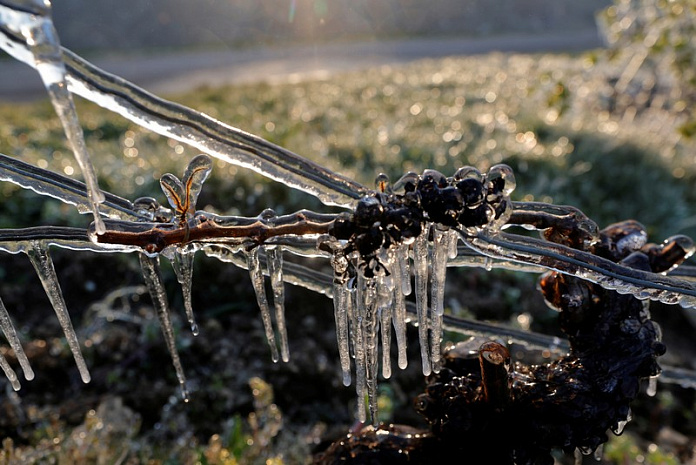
[91,210,338,254]
[0,1,105,232]
[0,152,146,222]
[19,42,370,207]
[467,230,696,307]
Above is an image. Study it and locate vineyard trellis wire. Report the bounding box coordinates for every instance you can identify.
[2,1,696,462]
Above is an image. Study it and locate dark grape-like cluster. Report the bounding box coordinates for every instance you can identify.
[329,164,516,276]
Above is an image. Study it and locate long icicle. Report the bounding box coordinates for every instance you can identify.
[349,282,367,423]
[138,253,189,401]
[414,225,431,376]
[378,278,393,379]
[26,241,91,383]
[246,247,280,363]
[266,246,289,362]
[172,246,199,335]
[332,256,352,386]
[430,227,449,372]
[358,271,379,425]
[392,244,409,369]
[0,296,34,381]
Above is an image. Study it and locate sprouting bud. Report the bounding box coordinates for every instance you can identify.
[486,164,516,197]
[375,173,392,193]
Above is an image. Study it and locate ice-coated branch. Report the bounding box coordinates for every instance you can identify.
[0,17,368,208]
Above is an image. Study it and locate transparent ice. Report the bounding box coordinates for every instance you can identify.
[138,253,190,401]
[246,246,280,363]
[0,0,105,233]
[26,241,91,383]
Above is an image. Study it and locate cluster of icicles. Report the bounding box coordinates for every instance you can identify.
[329,224,460,422]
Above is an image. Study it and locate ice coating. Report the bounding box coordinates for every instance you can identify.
[172,247,198,335]
[0,296,34,381]
[26,241,90,383]
[57,49,369,208]
[246,247,280,363]
[266,246,289,362]
[469,231,696,308]
[138,253,189,401]
[0,1,105,233]
[0,153,141,221]
[160,154,212,219]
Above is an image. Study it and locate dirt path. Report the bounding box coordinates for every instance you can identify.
[0,31,602,103]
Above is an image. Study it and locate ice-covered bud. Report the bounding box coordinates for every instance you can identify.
[487,164,516,197]
[393,171,419,194]
[453,166,483,182]
[418,169,448,190]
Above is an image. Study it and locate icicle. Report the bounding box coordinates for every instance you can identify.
[358,271,380,425]
[331,251,352,386]
[333,281,352,386]
[378,278,393,379]
[593,443,604,462]
[392,246,409,369]
[447,229,459,260]
[0,297,34,381]
[266,246,289,362]
[430,227,449,372]
[397,243,412,296]
[173,247,198,335]
[0,352,20,391]
[0,3,106,232]
[26,241,91,383]
[646,375,658,397]
[246,247,280,363]
[138,253,189,401]
[413,226,431,376]
[349,282,367,423]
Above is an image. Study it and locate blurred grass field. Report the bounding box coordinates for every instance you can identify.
[1,47,696,464]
